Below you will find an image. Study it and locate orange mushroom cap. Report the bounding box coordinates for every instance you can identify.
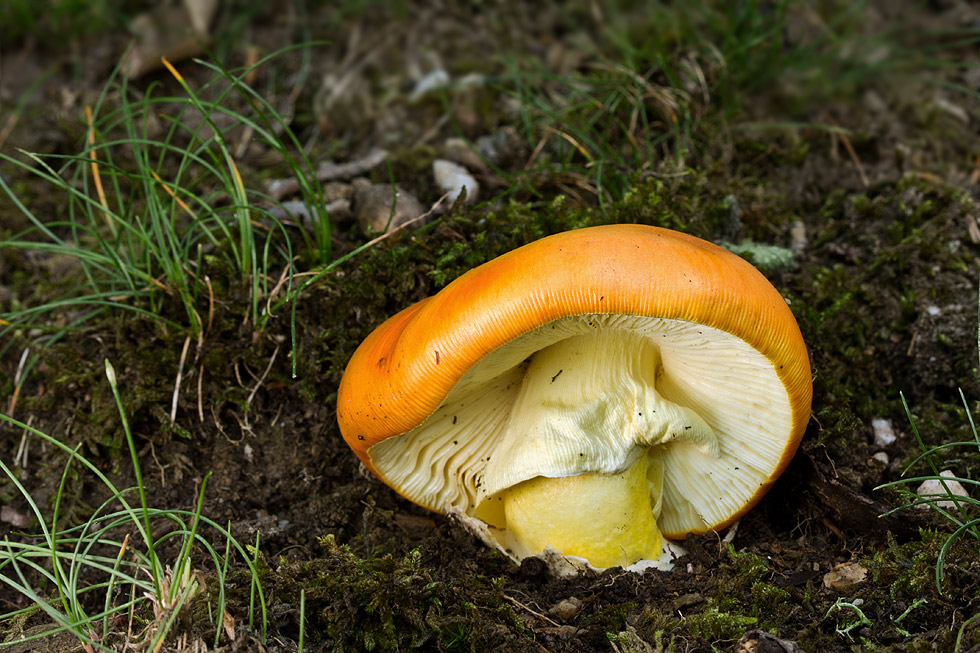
[337,224,811,539]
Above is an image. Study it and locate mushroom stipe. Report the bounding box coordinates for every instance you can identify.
[337,224,812,570]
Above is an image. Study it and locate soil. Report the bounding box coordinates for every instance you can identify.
[2,2,980,651]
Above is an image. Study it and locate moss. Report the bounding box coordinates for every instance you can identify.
[723,240,796,270]
[721,547,768,591]
[749,580,791,619]
[683,607,757,643]
[584,602,636,633]
[250,534,520,650]
[687,547,789,637]
[794,172,980,451]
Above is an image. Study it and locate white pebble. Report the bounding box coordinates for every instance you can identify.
[916,470,970,509]
[410,69,450,101]
[871,418,897,447]
[433,159,479,206]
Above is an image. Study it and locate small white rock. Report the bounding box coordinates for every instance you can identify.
[354,183,424,235]
[916,470,971,509]
[410,69,450,101]
[871,418,897,447]
[0,505,30,528]
[433,159,479,206]
[871,451,890,466]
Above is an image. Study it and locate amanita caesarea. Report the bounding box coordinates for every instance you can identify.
[337,224,812,569]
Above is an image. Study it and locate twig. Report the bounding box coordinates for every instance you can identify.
[552,127,591,160]
[14,414,34,469]
[247,345,280,408]
[357,192,451,251]
[267,148,388,200]
[8,347,29,417]
[203,275,215,339]
[270,402,284,427]
[149,441,166,489]
[85,106,114,234]
[265,266,294,318]
[210,404,234,442]
[226,408,251,442]
[171,335,192,423]
[525,133,549,170]
[822,112,868,188]
[502,593,561,628]
[151,169,196,218]
[244,45,260,86]
[0,112,18,151]
[197,363,205,424]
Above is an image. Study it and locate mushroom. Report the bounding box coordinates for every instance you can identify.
[337,224,812,569]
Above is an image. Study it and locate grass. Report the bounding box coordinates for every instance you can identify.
[0,359,265,650]
[0,46,331,377]
[498,0,973,214]
[496,1,850,204]
[878,389,980,590]
[0,43,449,385]
[875,285,980,653]
[2,1,967,373]
[0,0,141,50]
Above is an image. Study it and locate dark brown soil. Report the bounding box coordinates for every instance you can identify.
[3,2,980,651]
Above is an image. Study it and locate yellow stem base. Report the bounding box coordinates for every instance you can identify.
[502,455,662,569]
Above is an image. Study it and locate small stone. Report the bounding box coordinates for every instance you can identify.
[871,451,890,466]
[354,184,424,236]
[476,126,523,165]
[671,592,704,611]
[823,562,868,591]
[433,159,479,206]
[441,138,489,174]
[916,470,970,509]
[322,181,355,203]
[871,418,897,447]
[324,198,352,223]
[553,624,580,641]
[1,505,30,528]
[548,597,582,621]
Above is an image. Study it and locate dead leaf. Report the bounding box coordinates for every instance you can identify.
[223,608,236,641]
[823,562,868,592]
